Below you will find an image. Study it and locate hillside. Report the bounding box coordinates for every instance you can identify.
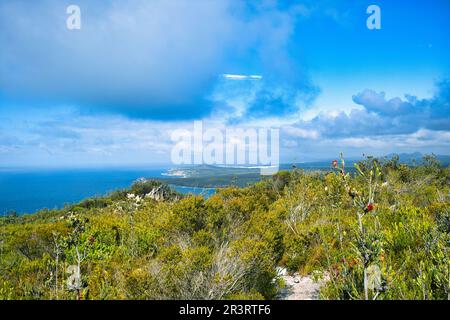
[0,155,449,300]
[156,153,450,189]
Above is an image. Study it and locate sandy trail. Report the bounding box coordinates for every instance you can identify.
[277,269,329,300]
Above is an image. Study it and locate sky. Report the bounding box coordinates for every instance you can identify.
[0,0,449,167]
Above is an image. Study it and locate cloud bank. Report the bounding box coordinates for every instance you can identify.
[288,79,450,139]
[276,79,450,161]
[0,0,314,120]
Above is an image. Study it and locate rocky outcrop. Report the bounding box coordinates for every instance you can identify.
[145,184,174,202]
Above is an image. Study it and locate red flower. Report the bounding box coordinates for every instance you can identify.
[88,235,95,243]
[332,160,338,168]
[366,203,374,212]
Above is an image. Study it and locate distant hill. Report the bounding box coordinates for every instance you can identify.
[157,153,449,188]
[385,152,450,166]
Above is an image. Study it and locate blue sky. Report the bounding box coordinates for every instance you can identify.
[0,0,449,167]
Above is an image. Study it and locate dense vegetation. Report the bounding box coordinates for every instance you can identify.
[1,155,449,300]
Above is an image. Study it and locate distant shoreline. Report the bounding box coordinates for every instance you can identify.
[2,154,449,215]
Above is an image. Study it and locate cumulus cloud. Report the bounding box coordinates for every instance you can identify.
[275,80,450,161]
[283,126,319,139]
[288,79,450,139]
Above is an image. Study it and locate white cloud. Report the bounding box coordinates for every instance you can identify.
[283,126,320,139]
[222,74,263,80]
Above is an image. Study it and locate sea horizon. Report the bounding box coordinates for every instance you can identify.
[2,152,449,216]
[0,166,177,215]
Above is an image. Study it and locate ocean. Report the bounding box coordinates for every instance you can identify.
[0,167,215,215]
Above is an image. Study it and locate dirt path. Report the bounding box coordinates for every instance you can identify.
[277,269,329,300]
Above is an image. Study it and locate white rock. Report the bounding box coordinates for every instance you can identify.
[276,267,288,276]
